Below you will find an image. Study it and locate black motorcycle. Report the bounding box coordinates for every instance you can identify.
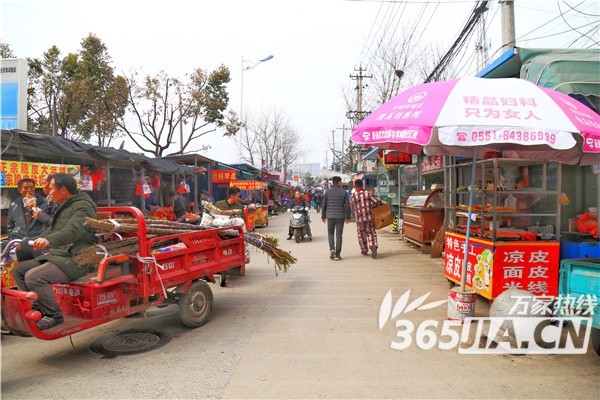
[288,205,312,243]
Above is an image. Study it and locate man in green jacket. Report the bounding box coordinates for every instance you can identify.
[13,173,97,330]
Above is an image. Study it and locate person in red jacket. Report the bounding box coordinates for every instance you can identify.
[288,190,312,240]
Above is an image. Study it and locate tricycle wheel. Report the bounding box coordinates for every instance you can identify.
[592,328,600,357]
[178,281,213,328]
[219,273,227,287]
[294,230,301,243]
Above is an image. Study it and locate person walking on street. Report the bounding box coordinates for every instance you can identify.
[321,176,351,261]
[349,179,382,259]
[313,190,323,213]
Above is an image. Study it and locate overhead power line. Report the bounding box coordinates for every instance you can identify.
[424,0,490,83]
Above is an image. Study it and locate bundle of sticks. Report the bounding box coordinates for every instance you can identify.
[244,231,295,275]
[84,217,203,235]
[81,216,296,274]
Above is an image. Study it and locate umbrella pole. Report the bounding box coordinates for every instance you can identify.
[448,149,478,321]
[460,148,478,292]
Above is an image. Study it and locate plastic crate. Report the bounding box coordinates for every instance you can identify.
[559,258,600,329]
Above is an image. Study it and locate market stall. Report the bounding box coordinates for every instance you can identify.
[231,180,269,230]
[444,158,562,300]
[0,130,193,216]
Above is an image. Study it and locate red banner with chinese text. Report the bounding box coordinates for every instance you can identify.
[211,169,237,183]
[443,232,559,300]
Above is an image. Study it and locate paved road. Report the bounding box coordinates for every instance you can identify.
[2,211,599,399]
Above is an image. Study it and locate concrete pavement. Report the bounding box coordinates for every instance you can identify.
[1,210,599,399]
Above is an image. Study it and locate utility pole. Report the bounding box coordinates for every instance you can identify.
[331,129,336,171]
[500,0,515,52]
[179,94,184,153]
[336,125,351,173]
[341,124,345,174]
[347,66,372,126]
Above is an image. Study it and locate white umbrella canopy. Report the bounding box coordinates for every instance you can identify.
[352,77,600,165]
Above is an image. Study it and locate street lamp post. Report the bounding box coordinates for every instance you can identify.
[239,54,274,163]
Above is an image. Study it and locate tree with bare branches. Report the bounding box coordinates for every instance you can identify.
[239,107,306,174]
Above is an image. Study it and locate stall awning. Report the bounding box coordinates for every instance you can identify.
[214,162,254,180]
[362,147,381,161]
[476,47,600,111]
[1,130,194,174]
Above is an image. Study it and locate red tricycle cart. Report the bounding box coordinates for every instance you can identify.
[1,206,246,340]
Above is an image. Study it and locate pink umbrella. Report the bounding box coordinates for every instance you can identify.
[353,77,600,296]
[352,77,600,165]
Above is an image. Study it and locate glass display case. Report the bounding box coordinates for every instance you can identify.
[446,158,561,241]
[443,158,561,300]
[401,188,444,245]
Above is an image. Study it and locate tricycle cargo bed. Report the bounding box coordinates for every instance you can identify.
[1,206,246,340]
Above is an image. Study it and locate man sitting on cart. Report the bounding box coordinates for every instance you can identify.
[12,173,97,330]
[6,178,48,261]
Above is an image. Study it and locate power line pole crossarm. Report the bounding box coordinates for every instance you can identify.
[347,65,373,126]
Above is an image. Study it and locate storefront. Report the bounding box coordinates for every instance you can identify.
[0,130,193,228]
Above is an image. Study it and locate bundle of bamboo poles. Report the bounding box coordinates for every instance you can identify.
[84,217,199,235]
[73,237,176,268]
[81,216,296,274]
[245,231,296,275]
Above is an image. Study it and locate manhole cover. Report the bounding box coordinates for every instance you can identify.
[91,329,171,359]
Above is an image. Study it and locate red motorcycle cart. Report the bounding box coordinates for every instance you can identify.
[1,206,246,340]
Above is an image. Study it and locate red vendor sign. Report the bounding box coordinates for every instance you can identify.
[443,232,559,300]
[383,150,412,165]
[211,169,237,183]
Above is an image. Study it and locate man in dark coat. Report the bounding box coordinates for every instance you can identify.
[6,178,48,261]
[32,174,57,232]
[13,173,97,330]
[321,176,351,260]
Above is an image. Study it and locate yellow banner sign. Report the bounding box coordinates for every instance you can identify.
[231,180,268,191]
[0,161,80,188]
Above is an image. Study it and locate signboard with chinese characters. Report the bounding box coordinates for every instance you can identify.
[443,232,559,300]
[420,155,444,173]
[384,150,412,165]
[211,169,237,183]
[444,232,494,299]
[231,180,268,191]
[0,161,80,188]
